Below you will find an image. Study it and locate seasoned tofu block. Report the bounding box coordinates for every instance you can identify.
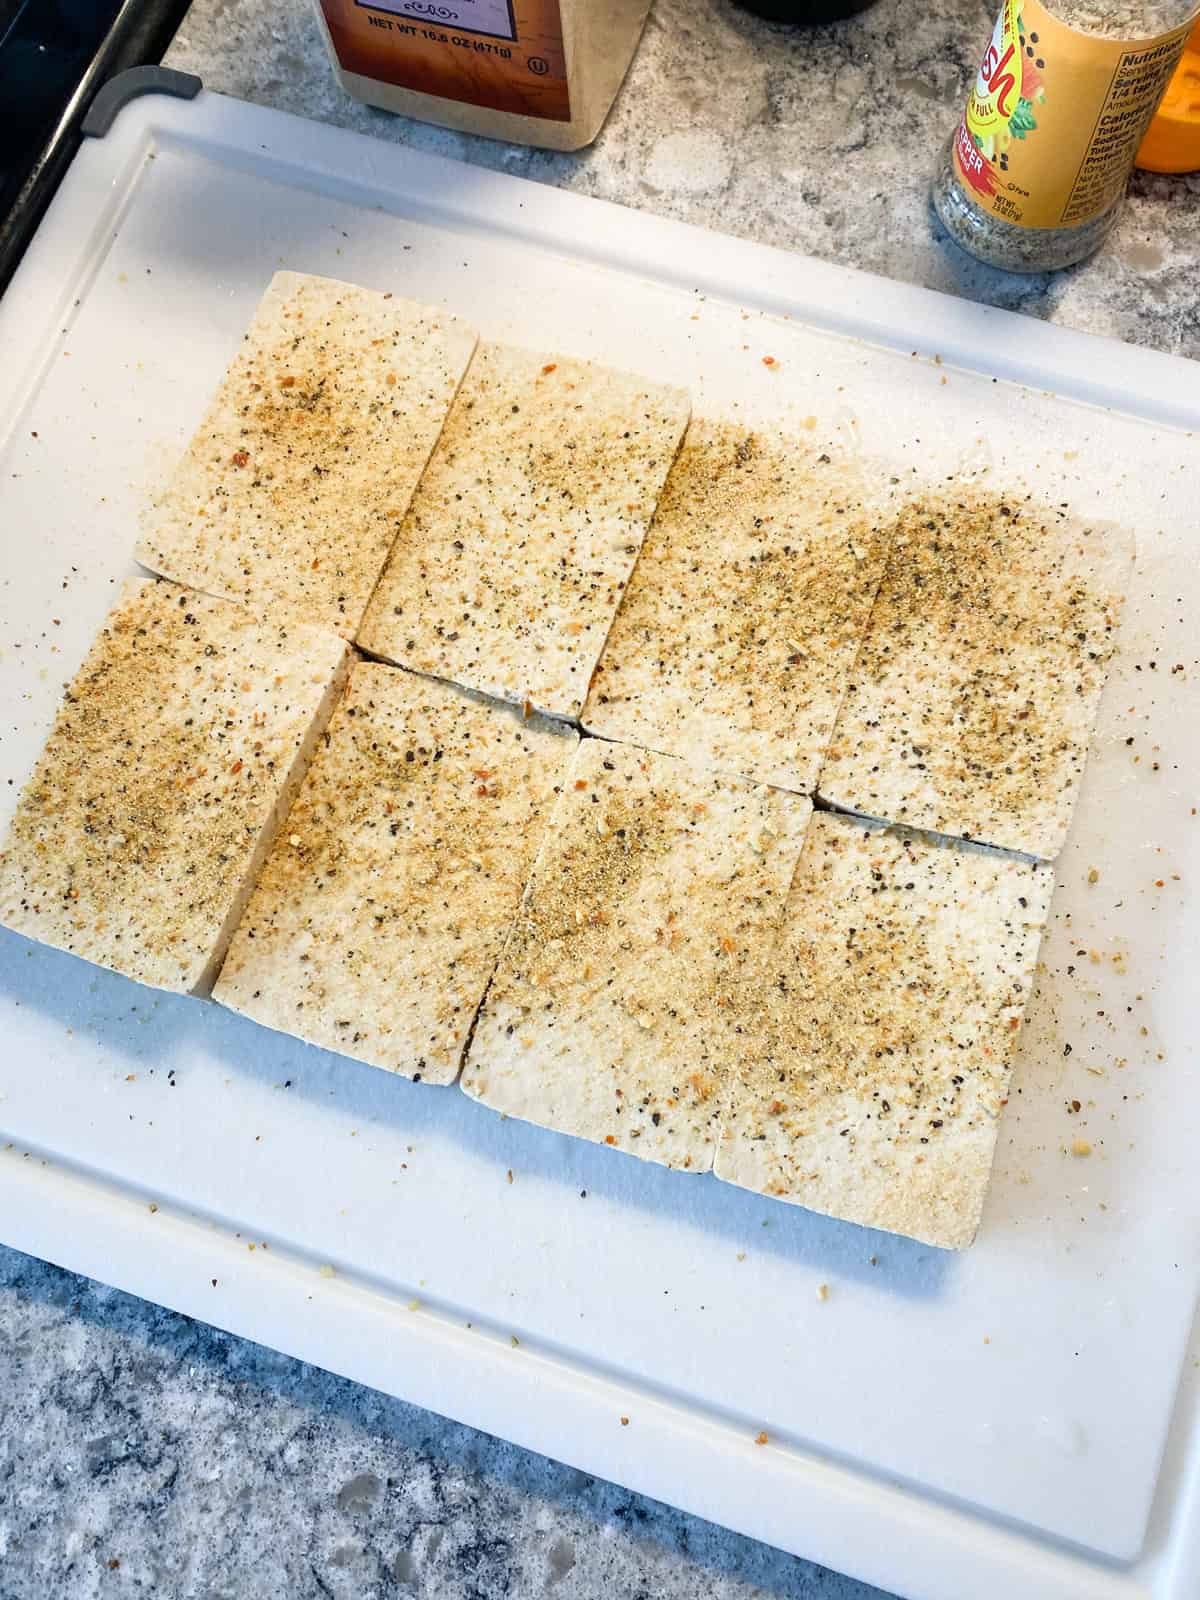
[214,663,576,1083]
[137,272,477,638]
[461,740,811,1170]
[0,578,350,993]
[818,493,1131,859]
[584,419,888,793]
[357,343,690,719]
[715,811,1053,1249]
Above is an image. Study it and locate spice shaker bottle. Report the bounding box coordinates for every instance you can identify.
[932,0,1200,271]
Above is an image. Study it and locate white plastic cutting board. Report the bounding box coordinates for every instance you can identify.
[1,88,1198,1600]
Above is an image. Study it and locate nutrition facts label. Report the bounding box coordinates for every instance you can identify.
[1063,37,1189,223]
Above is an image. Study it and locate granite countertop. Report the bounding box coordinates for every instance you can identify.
[164,0,1200,354]
[2,3,1197,1598]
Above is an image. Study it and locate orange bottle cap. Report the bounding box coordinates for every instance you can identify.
[1137,20,1200,175]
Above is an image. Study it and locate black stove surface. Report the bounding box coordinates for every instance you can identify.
[1,0,124,222]
[0,0,188,294]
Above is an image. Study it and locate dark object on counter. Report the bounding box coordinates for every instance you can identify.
[0,0,190,297]
[732,0,877,22]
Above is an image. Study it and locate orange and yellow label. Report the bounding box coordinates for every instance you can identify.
[320,0,571,123]
[953,0,1193,229]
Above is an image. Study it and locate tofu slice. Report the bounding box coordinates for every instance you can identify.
[214,663,576,1083]
[357,343,690,719]
[583,419,888,793]
[715,810,1053,1249]
[0,578,350,994]
[461,740,811,1170]
[136,272,477,638]
[818,494,1131,859]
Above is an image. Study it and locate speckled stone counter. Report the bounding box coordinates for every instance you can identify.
[0,1248,887,1599]
[2,4,1196,1597]
[163,0,1200,355]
